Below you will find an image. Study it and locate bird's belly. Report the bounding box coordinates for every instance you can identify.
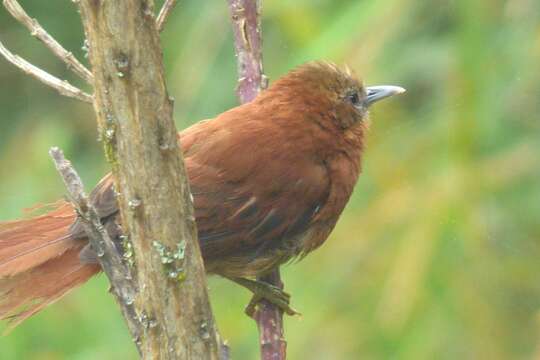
[205,227,319,279]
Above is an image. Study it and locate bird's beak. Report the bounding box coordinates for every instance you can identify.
[365,85,406,107]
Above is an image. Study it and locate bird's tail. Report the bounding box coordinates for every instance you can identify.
[0,201,99,331]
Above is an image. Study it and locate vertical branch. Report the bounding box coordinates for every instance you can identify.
[228,0,268,103]
[77,1,221,359]
[227,1,287,359]
[254,271,287,359]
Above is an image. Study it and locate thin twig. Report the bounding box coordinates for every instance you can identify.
[3,0,94,84]
[156,0,179,32]
[0,39,93,103]
[48,147,142,355]
[227,1,286,359]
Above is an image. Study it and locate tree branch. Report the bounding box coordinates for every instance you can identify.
[254,272,287,358]
[227,0,268,104]
[227,1,287,359]
[156,0,179,32]
[77,1,221,358]
[49,147,142,355]
[3,0,94,84]
[0,39,93,103]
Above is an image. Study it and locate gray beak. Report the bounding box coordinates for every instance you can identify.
[365,85,406,107]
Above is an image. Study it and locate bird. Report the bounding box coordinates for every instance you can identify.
[0,61,404,328]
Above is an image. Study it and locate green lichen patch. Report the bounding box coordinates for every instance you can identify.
[152,240,186,282]
[121,235,135,268]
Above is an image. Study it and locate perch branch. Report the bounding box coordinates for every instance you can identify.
[3,0,94,84]
[227,1,287,359]
[156,0,179,32]
[254,272,287,358]
[49,147,142,355]
[0,39,93,103]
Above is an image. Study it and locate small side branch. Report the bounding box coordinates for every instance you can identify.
[3,0,93,84]
[156,0,179,32]
[0,40,93,103]
[48,147,141,355]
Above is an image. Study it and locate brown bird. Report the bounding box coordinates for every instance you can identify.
[0,61,404,328]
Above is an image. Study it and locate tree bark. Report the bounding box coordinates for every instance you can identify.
[77,1,221,358]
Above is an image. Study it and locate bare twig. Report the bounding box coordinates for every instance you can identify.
[156,0,179,32]
[0,39,93,103]
[227,1,287,359]
[3,0,94,84]
[48,147,142,355]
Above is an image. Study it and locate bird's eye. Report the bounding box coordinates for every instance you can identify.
[348,92,361,106]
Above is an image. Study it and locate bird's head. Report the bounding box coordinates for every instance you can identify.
[261,61,405,130]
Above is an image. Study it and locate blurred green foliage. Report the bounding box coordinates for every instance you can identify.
[1,0,540,359]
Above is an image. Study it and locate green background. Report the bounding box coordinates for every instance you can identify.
[1,0,540,359]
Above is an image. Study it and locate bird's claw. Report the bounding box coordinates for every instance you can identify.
[245,294,300,318]
[227,276,301,317]
[242,280,300,317]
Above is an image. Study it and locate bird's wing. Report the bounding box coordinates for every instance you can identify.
[180,117,331,271]
[187,156,329,270]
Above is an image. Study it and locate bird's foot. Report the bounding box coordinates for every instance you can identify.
[229,277,300,317]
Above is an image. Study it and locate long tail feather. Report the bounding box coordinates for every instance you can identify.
[0,201,77,278]
[0,201,99,330]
